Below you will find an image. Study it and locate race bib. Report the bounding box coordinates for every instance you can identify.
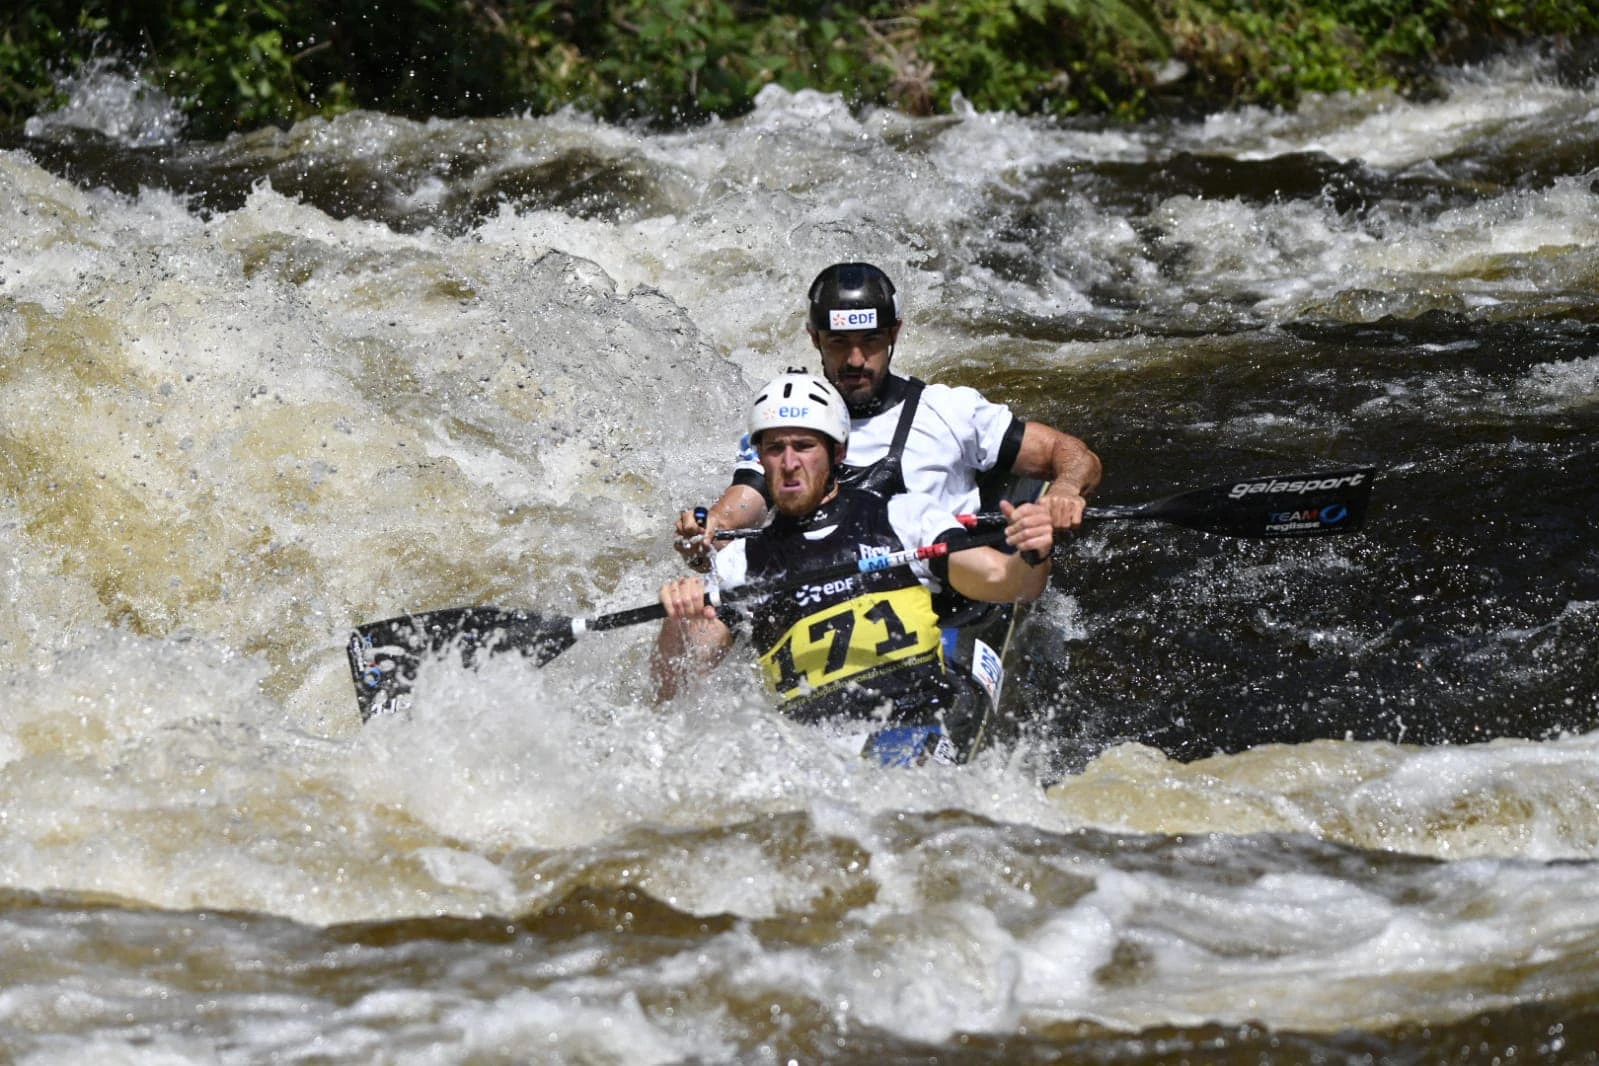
[759,585,941,700]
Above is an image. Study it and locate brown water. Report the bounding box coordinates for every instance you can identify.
[1,53,1597,1063]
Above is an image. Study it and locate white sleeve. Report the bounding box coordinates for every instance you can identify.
[887,493,965,587]
[930,384,1018,474]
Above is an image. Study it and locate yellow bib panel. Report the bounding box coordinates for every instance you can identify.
[758,584,944,704]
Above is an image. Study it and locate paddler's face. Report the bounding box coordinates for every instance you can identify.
[757,428,838,516]
[812,324,897,409]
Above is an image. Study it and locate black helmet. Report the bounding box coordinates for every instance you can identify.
[806,262,900,333]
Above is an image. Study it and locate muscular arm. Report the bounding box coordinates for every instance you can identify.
[673,483,768,569]
[945,501,1053,604]
[1011,421,1103,532]
[702,482,769,531]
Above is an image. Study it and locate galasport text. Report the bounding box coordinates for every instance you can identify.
[1229,472,1367,500]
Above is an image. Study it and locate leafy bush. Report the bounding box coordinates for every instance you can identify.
[0,3,82,128]
[1159,0,1599,113]
[909,0,1169,117]
[1,0,1595,137]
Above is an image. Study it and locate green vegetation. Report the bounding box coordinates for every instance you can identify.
[2,0,1595,137]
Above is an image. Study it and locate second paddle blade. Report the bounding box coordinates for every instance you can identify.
[347,606,577,721]
[1092,467,1377,538]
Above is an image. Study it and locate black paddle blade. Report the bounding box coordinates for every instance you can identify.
[346,606,576,721]
[1090,467,1377,538]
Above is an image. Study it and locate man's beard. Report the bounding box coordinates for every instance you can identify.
[833,366,884,411]
[838,382,876,412]
[774,477,834,516]
[837,366,897,416]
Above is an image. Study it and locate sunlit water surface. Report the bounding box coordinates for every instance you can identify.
[2,53,1598,1063]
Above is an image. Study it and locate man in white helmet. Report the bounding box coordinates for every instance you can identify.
[674,262,1102,568]
[653,371,1055,765]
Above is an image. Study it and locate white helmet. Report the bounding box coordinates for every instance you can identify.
[747,369,850,448]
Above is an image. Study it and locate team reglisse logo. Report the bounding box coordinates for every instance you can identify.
[348,633,383,689]
[1264,502,1351,533]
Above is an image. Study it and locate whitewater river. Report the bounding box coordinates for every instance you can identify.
[2,52,1597,1062]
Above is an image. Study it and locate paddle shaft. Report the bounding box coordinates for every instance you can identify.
[704,466,1376,541]
[578,526,1008,634]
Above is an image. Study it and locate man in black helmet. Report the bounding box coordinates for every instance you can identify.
[675,262,1102,565]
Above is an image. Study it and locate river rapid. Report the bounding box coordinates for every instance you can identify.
[2,52,1598,1063]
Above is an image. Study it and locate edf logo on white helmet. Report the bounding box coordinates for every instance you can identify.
[777,405,811,419]
[1229,472,1366,500]
[829,308,878,330]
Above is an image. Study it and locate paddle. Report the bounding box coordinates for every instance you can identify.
[348,466,1376,720]
[707,466,1378,541]
[347,528,1011,721]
